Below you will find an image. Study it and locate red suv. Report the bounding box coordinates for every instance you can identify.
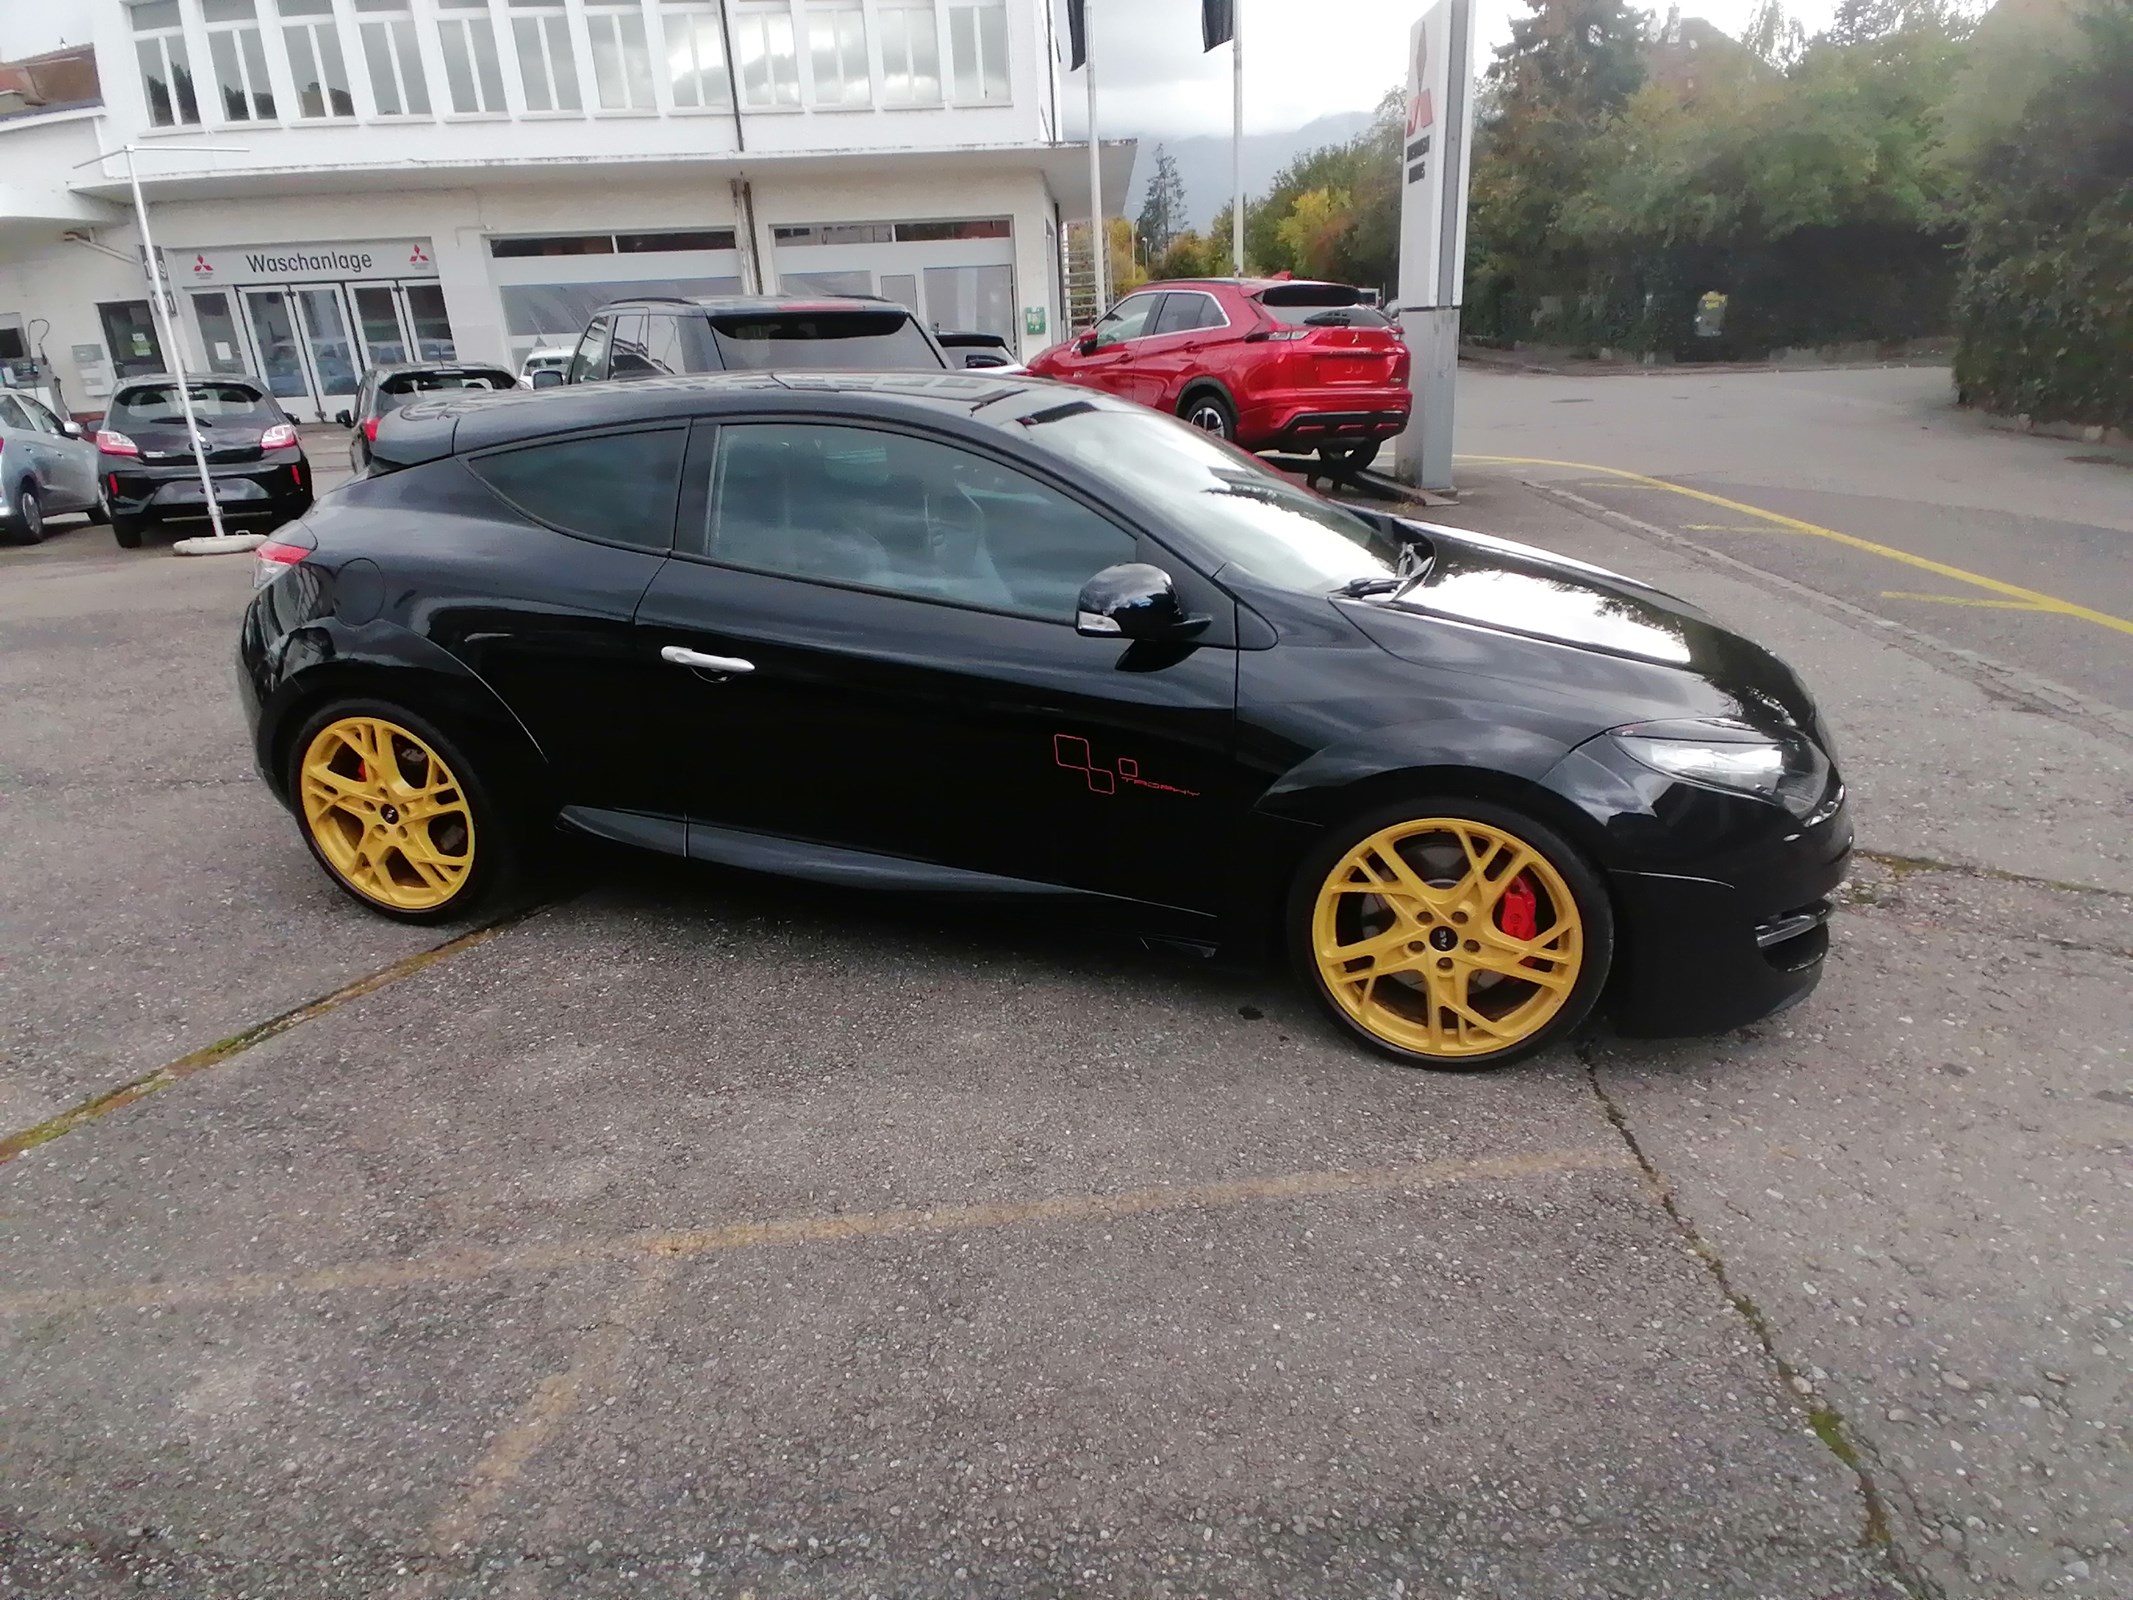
[1026,278,1409,470]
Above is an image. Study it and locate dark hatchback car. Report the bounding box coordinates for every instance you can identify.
[239,374,1850,1070]
[97,374,311,548]
[339,361,517,474]
[564,295,949,384]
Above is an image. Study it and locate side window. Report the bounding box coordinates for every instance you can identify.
[707,422,1137,622]
[567,315,612,383]
[1090,294,1163,349]
[640,313,685,376]
[1150,294,1197,337]
[607,313,655,379]
[0,395,32,431]
[469,427,686,550]
[17,396,63,432]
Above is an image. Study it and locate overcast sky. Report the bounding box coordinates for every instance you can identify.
[1060,0,1845,139]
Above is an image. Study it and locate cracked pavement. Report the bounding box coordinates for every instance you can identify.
[2,369,2127,1596]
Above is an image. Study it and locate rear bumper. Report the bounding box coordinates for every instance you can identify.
[1239,390,1411,451]
[105,454,311,525]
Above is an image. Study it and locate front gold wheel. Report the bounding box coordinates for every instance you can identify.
[298,714,476,913]
[1308,814,1590,1062]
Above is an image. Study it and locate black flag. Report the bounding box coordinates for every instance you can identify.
[1065,0,1088,69]
[1202,0,1234,50]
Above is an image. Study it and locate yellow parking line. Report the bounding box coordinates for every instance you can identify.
[1881,590,2053,612]
[1457,454,2133,638]
[0,1147,1625,1319]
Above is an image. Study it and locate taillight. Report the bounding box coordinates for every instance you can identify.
[260,422,299,450]
[97,429,140,456]
[252,530,313,589]
[362,417,380,443]
[1247,326,1309,343]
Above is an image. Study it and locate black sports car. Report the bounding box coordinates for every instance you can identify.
[237,373,1850,1069]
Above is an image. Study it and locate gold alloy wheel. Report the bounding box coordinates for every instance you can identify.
[1311,817,1583,1059]
[298,715,475,912]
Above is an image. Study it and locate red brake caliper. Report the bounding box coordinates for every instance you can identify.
[1497,874,1538,940]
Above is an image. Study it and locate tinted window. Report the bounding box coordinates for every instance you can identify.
[1091,294,1162,348]
[708,422,1136,621]
[378,369,513,400]
[1152,293,1222,336]
[1257,284,1393,329]
[470,427,685,550]
[707,309,945,371]
[109,382,274,424]
[567,316,611,383]
[0,395,33,430]
[608,313,657,378]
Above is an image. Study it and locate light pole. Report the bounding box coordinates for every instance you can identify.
[75,141,255,552]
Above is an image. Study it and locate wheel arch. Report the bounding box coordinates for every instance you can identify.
[1174,375,1239,421]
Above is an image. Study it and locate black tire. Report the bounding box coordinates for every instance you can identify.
[111,514,145,549]
[1318,439,1381,473]
[1287,794,1614,1071]
[1179,388,1236,440]
[8,481,44,545]
[285,699,524,925]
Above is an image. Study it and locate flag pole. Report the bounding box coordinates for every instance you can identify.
[1084,0,1108,318]
[1231,0,1245,275]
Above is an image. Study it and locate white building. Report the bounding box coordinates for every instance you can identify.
[0,0,1132,420]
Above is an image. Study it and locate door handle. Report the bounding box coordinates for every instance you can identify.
[660,645,755,675]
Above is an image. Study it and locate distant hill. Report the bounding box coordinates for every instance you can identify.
[1126,111,1376,234]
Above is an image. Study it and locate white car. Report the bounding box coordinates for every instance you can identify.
[518,347,574,389]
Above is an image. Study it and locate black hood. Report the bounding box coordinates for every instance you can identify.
[1344,523,1823,739]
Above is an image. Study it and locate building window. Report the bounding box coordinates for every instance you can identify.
[877,0,938,106]
[661,1,732,108]
[279,0,355,117]
[202,0,275,120]
[130,1,201,127]
[732,0,799,108]
[507,0,582,110]
[804,0,867,107]
[585,0,656,110]
[944,0,1006,103]
[435,0,508,112]
[352,0,431,114]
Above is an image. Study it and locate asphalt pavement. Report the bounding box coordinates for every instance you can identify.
[1,373,2127,1599]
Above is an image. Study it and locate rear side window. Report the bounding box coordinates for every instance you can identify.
[109,382,274,423]
[708,309,945,371]
[469,427,685,550]
[1152,293,1223,336]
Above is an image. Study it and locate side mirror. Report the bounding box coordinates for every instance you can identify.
[61,419,83,438]
[1075,562,1210,641]
[334,409,353,428]
[530,369,565,389]
[1074,333,1099,355]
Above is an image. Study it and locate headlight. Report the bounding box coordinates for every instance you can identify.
[1610,718,1832,819]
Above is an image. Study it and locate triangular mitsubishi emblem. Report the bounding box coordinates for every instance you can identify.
[192,254,212,274]
[409,242,430,265]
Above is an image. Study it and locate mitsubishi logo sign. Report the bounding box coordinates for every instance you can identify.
[192,253,214,277]
[408,241,431,267]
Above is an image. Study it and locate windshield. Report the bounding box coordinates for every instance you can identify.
[709,310,947,372]
[1020,404,1408,589]
[109,383,273,425]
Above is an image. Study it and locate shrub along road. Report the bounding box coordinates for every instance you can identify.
[0,372,2125,1598]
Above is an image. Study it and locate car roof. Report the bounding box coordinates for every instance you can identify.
[1136,277,1355,295]
[368,361,516,378]
[594,293,907,316]
[372,369,1119,467]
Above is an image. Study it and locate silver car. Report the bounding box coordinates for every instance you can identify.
[0,390,105,544]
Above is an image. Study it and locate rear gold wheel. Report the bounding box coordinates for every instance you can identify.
[297,713,478,916]
[1293,799,1612,1069]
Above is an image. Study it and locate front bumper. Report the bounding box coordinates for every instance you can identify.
[105,453,312,525]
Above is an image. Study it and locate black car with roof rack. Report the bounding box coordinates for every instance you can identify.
[561,294,950,385]
[239,368,1850,1072]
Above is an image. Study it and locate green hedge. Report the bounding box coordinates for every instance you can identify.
[1954,189,2133,430]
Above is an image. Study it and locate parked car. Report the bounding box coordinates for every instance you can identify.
[96,374,311,549]
[0,388,106,544]
[936,330,1022,371]
[1027,278,1409,471]
[564,294,949,382]
[519,347,573,390]
[239,373,1849,1071]
[339,361,517,474]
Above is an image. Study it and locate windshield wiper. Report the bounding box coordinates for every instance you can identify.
[1337,542,1432,601]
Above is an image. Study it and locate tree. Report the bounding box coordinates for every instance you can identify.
[1277,189,1356,281]
[1107,215,1148,295]
[1136,146,1189,258]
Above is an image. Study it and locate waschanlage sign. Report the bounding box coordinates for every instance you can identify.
[152,238,441,288]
